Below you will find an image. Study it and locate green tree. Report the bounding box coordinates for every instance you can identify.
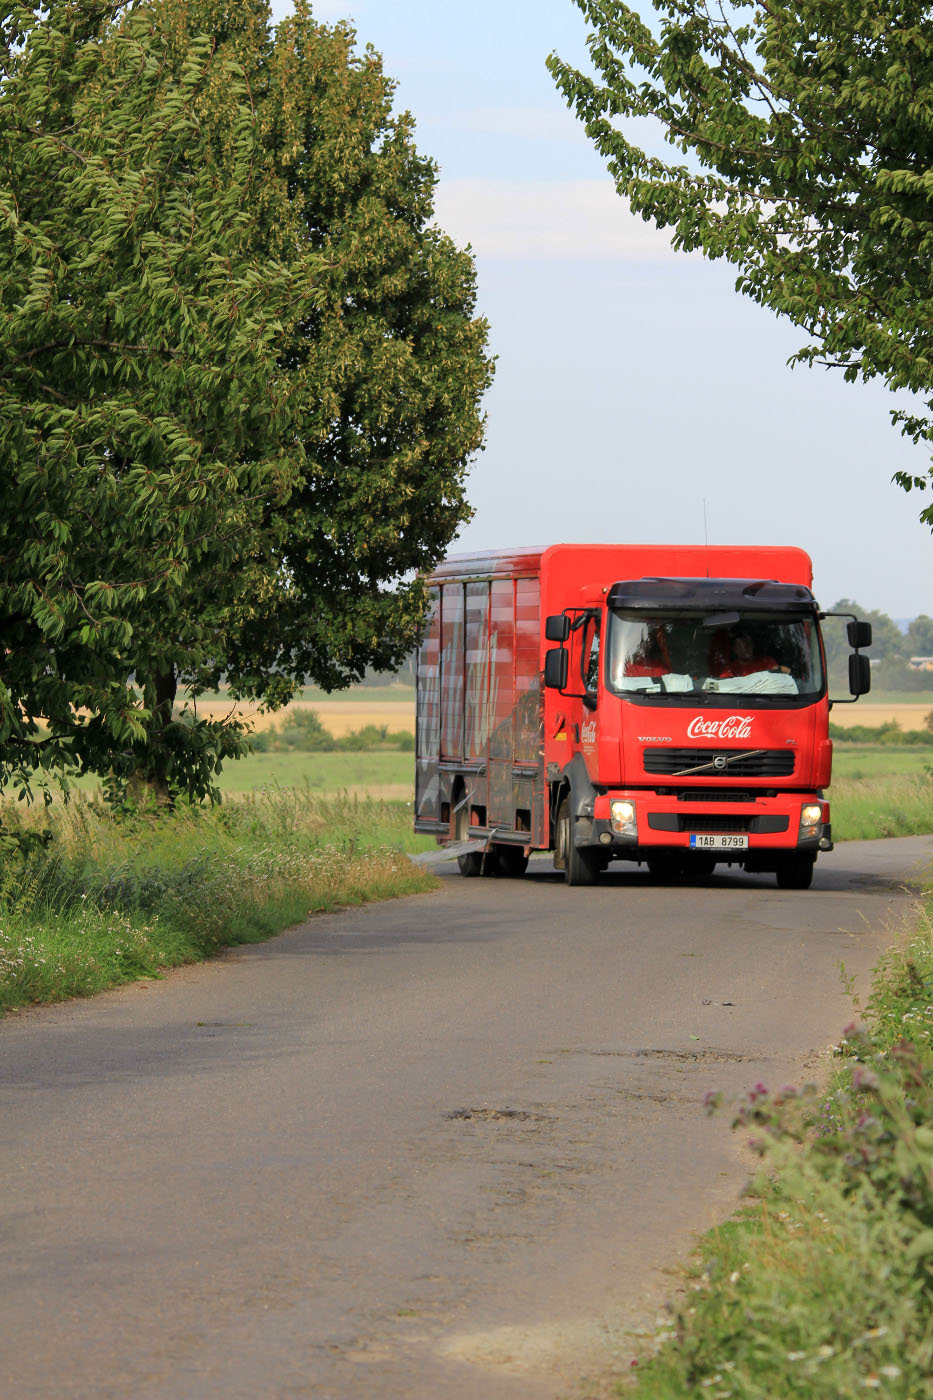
[549,1,933,524]
[1,1,491,806]
[0,0,308,806]
[149,0,493,703]
[906,614,933,656]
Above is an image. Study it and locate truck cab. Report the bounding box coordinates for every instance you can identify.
[544,573,868,887]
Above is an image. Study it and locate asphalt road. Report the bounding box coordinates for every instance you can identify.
[2,837,930,1400]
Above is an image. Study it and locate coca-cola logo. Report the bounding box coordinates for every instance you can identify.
[686,714,753,740]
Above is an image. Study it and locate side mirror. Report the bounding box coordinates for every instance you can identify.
[545,614,570,643]
[847,619,872,649]
[849,653,871,696]
[544,647,568,690]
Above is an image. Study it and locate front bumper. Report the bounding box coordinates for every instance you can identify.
[581,791,829,859]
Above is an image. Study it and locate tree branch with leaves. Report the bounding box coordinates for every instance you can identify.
[549,0,933,522]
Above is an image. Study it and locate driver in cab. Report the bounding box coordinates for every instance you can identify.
[715,629,789,677]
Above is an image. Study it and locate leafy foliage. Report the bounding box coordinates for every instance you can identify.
[908,615,933,656]
[0,1,491,808]
[0,1,308,804]
[148,0,494,698]
[549,1,933,525]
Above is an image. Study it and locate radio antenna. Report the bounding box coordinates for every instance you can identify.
[703,498,710,575]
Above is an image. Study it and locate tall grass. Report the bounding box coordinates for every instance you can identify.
[0,789,435,1013]
[830,771,933,840]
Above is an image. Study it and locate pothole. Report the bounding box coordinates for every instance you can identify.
[445,1108,551,1123]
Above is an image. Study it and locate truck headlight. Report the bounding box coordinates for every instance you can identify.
[799,803,823,840]
[610,800,637,837]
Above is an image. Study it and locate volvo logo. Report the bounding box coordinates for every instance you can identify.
[713,755,728,771]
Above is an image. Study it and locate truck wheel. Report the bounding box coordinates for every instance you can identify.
[556,798,599,886]
[495,846,529,878]
[454,790,495,877]
[775,855,816,890]
[457,849,501,877]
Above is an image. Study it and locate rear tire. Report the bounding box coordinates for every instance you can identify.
[556,798,600,886]
[775,855,816,890]
[453,788,495,878]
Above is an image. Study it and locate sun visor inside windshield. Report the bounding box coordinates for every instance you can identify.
[607,577,817,613]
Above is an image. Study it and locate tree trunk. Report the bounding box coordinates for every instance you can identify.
[130,665,177,807]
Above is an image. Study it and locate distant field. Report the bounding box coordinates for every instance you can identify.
[216,750,414,800]
[194,698,416,737]
[829,701,932,730]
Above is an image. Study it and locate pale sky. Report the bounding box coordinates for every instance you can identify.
[269,0,932,619]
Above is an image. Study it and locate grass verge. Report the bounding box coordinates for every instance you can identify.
[830,772,933,841]
[0,789,437,1014]
[621,895,933,1398]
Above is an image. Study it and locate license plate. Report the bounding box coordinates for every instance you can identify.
[689,834,748,851]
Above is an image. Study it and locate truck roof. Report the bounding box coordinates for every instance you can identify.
[428,543,813,589]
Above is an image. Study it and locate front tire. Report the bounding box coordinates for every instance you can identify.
[775,855,816,890]
[556,798,600,886]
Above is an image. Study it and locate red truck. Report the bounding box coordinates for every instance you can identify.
[414,544,872,888]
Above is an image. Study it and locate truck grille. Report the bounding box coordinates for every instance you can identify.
[643,748,795,778]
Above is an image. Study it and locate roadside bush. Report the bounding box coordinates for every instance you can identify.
[829,720,933,745]
[248,711,414,754]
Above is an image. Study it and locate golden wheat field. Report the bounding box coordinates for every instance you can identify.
[830,702,932,730]
[193,699,416,738]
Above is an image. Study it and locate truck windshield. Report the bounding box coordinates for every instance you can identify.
[606,610,824,702]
